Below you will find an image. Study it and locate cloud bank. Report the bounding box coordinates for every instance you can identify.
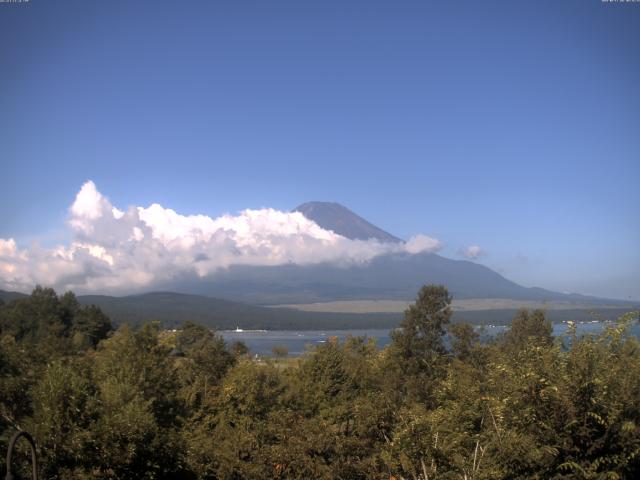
[0,181,443,294]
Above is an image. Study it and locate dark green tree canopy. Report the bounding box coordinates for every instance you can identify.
[391,284,452,357]
[504,308,553,350]
[0,287,112,348]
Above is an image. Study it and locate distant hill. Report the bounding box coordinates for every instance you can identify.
[161,251,625,306]
[1,288,397,329]
[294,202,401,242]
[71,292,640,329]
[72,292,401,330]
[0,289,27,303]
[2,289,633,330]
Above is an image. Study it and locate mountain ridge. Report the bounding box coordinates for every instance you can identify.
[160,250,626,305]
[294,201,402,243]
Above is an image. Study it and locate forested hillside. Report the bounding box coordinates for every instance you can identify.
[2,289,631,330]
[76,291,402,330]
[1,287,639,479]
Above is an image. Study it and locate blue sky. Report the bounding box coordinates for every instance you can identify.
[1,0,638,299]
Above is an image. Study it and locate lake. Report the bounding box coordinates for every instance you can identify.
[220,321,640,357]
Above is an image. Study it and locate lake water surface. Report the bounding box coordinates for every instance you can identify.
[220,321,640,357]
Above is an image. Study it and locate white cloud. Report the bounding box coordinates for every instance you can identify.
[0,181,444,294]
[404,234,443,254]
[463,245,485,260]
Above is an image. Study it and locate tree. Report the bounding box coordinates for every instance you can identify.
[71,304,113,347]
[0,286,68,342]
[392,285,452,356]
[230,340,249,357]
[184,361,286,479]
[386,285,452,404]
[89,323,185,478]
[448,322,478,358]
[272,345,289,360]
[0,288,112,353]
[503,308,553,351]
[177,321,235,393]
[0,335,32,432]
[28,358,96,478]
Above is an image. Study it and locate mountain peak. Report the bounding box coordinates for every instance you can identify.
[294,201,402,243]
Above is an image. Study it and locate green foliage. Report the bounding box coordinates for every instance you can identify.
[386,285,452,405]
[28,358,97,478]
[0,286,112,354]
[448,322,481,363]
[503,308,553,351]
[1,287,639,479]
[73,304,113,348]
[230,340,250,357]
[272,345,289,359]
[393,285,452,356]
